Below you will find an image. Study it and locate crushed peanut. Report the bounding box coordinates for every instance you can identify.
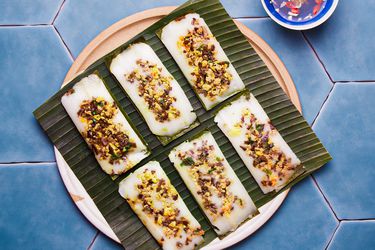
[126,168,204,247]
[177,139,244,219]
[177,17,233,101]
[235,108,298,188]
[77,97,136,169]
[125,59,181,123]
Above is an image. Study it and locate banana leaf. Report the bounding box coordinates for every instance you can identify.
[33,0,331,249]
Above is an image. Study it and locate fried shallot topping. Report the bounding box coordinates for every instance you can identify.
[125,59,181,123]
[126,168,204,247]
[234,108,298,188]
[177,138,244,219]
[78,97,136,167]
[178,17,233,101]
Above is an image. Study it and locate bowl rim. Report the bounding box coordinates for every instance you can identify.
[261,0,339,30]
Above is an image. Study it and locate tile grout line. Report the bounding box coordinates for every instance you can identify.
[335,80,375,83]
[87,231,100,250]
[324,221,340,250]
[341,218,375,222]
[52,25,75,61]
[300,31,375,84]
[301,31,335,83]
[0,24,50,27]
[300,29,336,127]
[51,0,66,25]
[0,161,56,166]
[311,84,334,127]
[311,175,340,221]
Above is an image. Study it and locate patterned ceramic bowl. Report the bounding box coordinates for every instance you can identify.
[261,0,339,30]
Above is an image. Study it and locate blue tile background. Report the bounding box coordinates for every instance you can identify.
[328,221,375,250]
[0,0,63,25]
[0,26,72,162]
[222,178,337,250]
[313,83,375,219]
[54,0,266,58]
[304,1,375,81]
[1,0,374,249]
[0,163,96,250]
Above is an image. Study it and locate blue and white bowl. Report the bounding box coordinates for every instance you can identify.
[261,0,339,30]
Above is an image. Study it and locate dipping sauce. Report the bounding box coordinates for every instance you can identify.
[271,0,327,22]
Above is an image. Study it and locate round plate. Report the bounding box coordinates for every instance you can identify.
[56,6,302,249]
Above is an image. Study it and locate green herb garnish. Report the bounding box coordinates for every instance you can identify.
[256,124,264,132]
[181,157,194,166]
[208,167,216,174]
[262,168,273,176]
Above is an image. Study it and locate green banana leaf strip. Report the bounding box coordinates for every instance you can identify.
[33,0,331,249]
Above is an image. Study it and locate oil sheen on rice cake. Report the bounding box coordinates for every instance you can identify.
[61,74,149,176]
[110,43,197,137]
[214,93,301,193]
[161,13,245,110]
[118,161,204,250]
[169,132,258,235]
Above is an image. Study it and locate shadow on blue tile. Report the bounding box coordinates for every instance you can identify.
[313,83,375,219]
[0,0,63,25]
[54,0,266,58]
[0,26,72,162]
[238,19,332,124]
[0,163,96,250]
[328,221,375,250]
[91,233,123,250]
[232,177,338,250]
[304,1,375,81]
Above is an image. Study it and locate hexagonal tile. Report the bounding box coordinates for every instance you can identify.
[0,163,96,249]
[0,26,72,162]
[232,177,338,250]
[0,0,63,25]
[91,233,122,250]
[239,19,332,124]
[224,0,266,18]
[54,0,266,58]
[313,83,375,219]
[304,1,375,81]
[328,221,375,250]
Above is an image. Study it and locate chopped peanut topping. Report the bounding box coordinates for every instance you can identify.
[177,139,244,219]
[126,168,204,246]
[77,97,136,168]
[235,108,298,188]
[178,17,233,101]
[125,59,181,123]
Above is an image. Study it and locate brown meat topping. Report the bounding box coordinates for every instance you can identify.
[125,59,180,123]
[77,97,136,166]
[177,139,244,219]
[178,18,233,101]
[234,108,298,188]
[129,168,204,241]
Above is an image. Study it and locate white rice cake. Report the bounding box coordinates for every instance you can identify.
[214,93,301,193]
[61,74,149,175]
[119,161,204,250]
[110,43,197,137]
[169,132,257,235]
[161,13,245,110]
